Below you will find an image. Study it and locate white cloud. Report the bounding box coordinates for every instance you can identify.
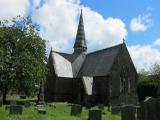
[128,45,160,71]
[0,0,30,20]
[2,0,159,71]
[130,14,151,32]
[32,0,41,8]
[153,38,160,46]
[83,8,127,52]
[32,0,127,53]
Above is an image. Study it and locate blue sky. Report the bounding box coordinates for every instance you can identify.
[1,0,160,71]
[81,0,160,46]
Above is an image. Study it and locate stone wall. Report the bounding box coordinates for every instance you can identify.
[110,44,138,106]
[93,76,110,105]
[44,54,57,102]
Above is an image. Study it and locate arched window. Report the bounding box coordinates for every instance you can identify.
[120,66,130,94]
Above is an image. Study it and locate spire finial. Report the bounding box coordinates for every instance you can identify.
[73,9,87,53]
[123,38,125,43]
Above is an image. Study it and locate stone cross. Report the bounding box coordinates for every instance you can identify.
[37,81,45,105]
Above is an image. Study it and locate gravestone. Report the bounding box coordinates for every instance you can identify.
[37,108,46,114]
[121,105,136,120]
[88,109,102,120]
[0,100,2,107]
[141,97,159,120]
[157,86,160,98]
[157,101,160,119]
[0,94,2,107]
[24,102,31,107]
[70,104,82,116]
[37,105,46,114]
[10,100,17,105]
[98,104,104,110]
[111,106,121,114]
[9,105,23,115]
[20,95,26,99]
[136,106,142,120]
[5,105,10,110]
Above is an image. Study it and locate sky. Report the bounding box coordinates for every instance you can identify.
[0,0,160,71]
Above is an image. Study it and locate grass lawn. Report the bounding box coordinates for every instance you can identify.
[0,103,121,120]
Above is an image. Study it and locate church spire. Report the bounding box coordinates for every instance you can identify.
[74,9,87,53]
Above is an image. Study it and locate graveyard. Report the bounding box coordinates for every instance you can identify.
[1,1,160,120]
[1,96,160,120]
[0,101,121,120]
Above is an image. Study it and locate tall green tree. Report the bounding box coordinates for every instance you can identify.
[0,17,47,102]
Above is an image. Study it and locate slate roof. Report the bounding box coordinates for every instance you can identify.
[51,52,73,78]
[50,43,123,78]
[78,44,123,77]
[50,10,123,78]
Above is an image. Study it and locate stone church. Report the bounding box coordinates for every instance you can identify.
[44,10,138,106]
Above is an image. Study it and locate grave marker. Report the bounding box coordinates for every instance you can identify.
[88,109,102,120]
[121,105,136,120]
[111,106,121,114]
[9,105,23,115]
[70,104,82,116]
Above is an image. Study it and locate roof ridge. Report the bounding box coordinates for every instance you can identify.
[87,43,123,55]
[52,50,72,55]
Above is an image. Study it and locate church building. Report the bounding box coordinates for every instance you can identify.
[44,10,138,106]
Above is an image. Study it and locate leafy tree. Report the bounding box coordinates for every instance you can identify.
[0,17,47,102]
[137,64,160,101]
[149,63,160,85]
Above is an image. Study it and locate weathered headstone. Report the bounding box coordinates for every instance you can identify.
[5,105,10,110]
[9,105,23,115]
[37,108,46,114]
[10,100,17,105]
[141,97,159,120]
[88,109,102,120]
[0,94,2,107]
[121,105,136,120]
[98,104,104,110]
[157,101,160,120]
[24,102,31,107]
[136,106,142,120]
[70,104,82,116]
[157,86,160,98]
[111,106,121,114]
[37,105,46,114]
[20,95,26,99]
[0,100,2,107]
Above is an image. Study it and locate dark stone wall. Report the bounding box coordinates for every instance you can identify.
[44,52,80,103]
[45,44,138,106]
[44,53,57,102]
[110,44,138,106]
[93,76,110,105]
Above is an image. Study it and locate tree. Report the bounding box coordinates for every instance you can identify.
[149,63,160,85]
[0,17,47,102]
[137,64,160,101]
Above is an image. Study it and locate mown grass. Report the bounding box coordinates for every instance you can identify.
[0,103,121,120]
